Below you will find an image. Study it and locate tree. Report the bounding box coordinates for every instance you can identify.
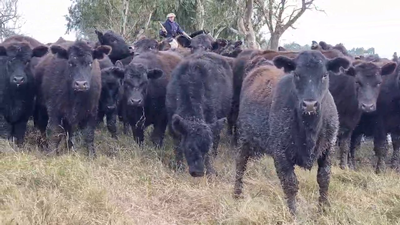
[254,0,319,50]
[0,0,23,41]
[65,0,244,43]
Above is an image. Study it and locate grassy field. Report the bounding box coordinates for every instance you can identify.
[1,124,400,225]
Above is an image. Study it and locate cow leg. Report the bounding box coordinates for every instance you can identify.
[349,133,362,170]
[46,116,64,155]
[233,142,251,198]
[317,149,332,210]
[131,125,144,146]
[338,131,351,170]
[82,116,97,159]
[391,134,400,171]
[274,158,298,215]
[0,114,11,141]
[13,120,28,147]
[123,121,130,135]
[33,104,49,149]
[373,125,388,174]
[97,109,105,127]
[106,111,118,139]
[211,133,221,158]
[171,132,185,171]
[150,116,167,148]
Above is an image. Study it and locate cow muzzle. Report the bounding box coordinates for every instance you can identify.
[301,100,319,115]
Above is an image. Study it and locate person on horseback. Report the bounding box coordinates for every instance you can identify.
[159,13,191,39]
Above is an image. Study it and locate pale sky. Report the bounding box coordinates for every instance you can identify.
[17,0,399,58]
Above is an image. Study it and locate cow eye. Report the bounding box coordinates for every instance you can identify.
[88,62,92,67]
[377,82,382,87]
[322,72,328,79]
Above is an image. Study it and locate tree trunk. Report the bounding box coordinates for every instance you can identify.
[195,0,205,31]
[238,0,259,49]
[268,32,281,50]
[121,0,129,36]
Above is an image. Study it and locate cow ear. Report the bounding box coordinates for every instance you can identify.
[115,60,124,68]
[147,68,163,79]
[0,46,7,56]
[32,45,48,58]
[381,62,397,76]
[344,66,356,76]
[93,45,112,60]
[212,41,219,51]
[95,29,104,43]
[327,57,350,74]
[110,67,125,79]
[50,45,68,59]
[273,56,296,73]
[172,114,188,135]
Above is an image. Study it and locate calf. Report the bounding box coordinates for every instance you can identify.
[166,52,232,177]
[98,66,124,138]
[330,60,397,169]
[118,50,182,146]
[0,40,48,145]
[234,51,350,215]
[350,62,400,173]
[34,41,111,157]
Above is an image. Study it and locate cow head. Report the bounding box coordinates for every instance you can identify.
[0,42,48,88]
[274,50,350,115]
[171,114,226,177]
[131,38,159,56]
[345,61,397,112]
[51,41,111,92]
[191,34,219,53]
[118,61,163,107]
[95,29,132,61]
[220,40,243,57]
[100,66,125,113]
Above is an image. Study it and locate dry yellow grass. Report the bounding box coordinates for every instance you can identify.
[1,124,400,225]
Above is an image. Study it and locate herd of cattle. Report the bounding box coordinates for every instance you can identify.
[0,29,399,214]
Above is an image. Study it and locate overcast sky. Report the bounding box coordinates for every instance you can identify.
[17,0,399,58]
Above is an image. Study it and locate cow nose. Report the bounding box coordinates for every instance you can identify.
[129,98,142,106]
[302,100,318,114]
[13,77,24,85]
[74,81,89,91]
[361,103,376,112]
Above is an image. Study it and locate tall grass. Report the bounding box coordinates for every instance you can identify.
[1,124,400,225]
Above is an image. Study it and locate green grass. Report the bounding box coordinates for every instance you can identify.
[1,124,400,225]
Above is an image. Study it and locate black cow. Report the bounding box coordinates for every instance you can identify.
[97,66,124,138]
[0,40,48,145]
[350,61,400,173]
[117,50,182,146]
[166,52,232,177]
[34,41,111,157]
[234,50,350,215]
[330,60,397,169]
